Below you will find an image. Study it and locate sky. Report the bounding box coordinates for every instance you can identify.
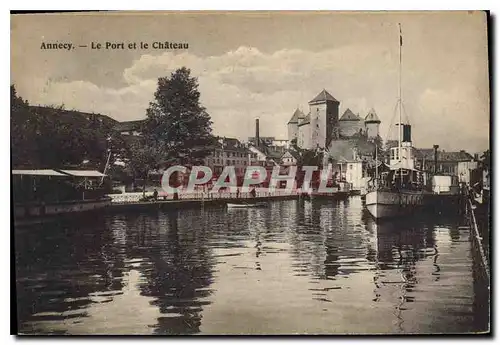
[11,11,490,153]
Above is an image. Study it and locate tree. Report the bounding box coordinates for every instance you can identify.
[11,84,118,170]
[289,144,324,189]
[480,149,490,171]
[144,67,215,167]
[11,85,31,166]
[127,140,163,197]
[373,135,384,155]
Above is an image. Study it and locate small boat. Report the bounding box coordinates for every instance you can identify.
[227,202,268,208]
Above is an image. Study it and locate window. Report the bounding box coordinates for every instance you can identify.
[349,164,353,170]
[391,148,399,160]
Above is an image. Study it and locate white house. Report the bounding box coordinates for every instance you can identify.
[342,159,365,191]
[457,160,478,185]
[280,150,298,166]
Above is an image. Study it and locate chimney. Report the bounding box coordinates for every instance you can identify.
[433,144,439,174]
[255,119,260,147]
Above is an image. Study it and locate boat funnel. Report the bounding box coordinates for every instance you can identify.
[403,124,412,143]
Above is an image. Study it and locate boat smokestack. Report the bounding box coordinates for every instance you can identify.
[403,124,412,143]
[433,144,439,174]
[255,118,260,147]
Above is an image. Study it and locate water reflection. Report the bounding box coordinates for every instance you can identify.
[15,198,486,334]
[15,215,125,334]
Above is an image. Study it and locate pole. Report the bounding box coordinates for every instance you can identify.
[101,149,112,186]
[375,145,378,189]
[101,135,113,186]
[398,23,403,186]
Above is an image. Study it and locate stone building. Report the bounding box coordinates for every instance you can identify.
[287,89,381,149]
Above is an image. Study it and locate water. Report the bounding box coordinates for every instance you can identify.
[14,197,488,334]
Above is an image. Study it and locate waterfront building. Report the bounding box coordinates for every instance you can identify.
[417,149,477,184]
[325,140,374,191]
[203,137,258,178]
[12,169,110,220]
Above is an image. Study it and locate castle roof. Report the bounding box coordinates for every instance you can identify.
[365,108,381,123]
[308,89,339,104]
[339,108,361,121]
[298,113,311,126]
[287,108,304,124]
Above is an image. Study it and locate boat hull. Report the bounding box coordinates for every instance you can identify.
[365,190,424,219]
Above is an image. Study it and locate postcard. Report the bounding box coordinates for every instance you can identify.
[11,11,490,335]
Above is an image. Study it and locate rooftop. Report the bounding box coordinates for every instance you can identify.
[308,89,339,104]
[215,137,249,152]
[288,108,305,124]
[417,148,474,162]
[298,113,311,126]
[339,108,361,121]
[365,108,381,123]
[282,149,300,160]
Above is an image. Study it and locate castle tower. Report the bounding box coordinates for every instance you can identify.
[339,108,363,138]
[308,89,340,148]
[297,112,311,149]
[287,108,303,144]
[364,108,381,139]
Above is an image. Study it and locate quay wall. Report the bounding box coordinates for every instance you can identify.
[14,198,111,219]
[14,190,351,226]
[107,195,299,213]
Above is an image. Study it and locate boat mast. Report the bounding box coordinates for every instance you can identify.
[375,142,378,189]
[398,23,403,185]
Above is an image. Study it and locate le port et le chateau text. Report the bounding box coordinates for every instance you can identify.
[40,41,189,51]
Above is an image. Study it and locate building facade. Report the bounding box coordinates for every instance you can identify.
[418,149,476,179]
[203,137,258,178]
[287,89,381,150]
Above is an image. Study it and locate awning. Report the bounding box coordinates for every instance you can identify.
[59,170,106,177]
[12,169,66,176]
